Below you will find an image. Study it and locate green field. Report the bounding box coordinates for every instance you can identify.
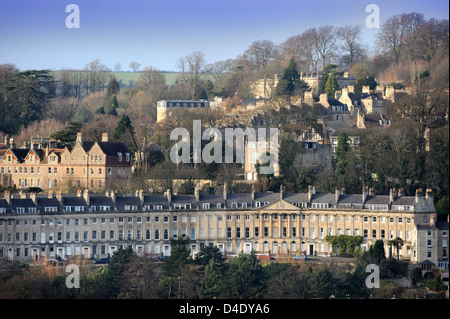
[113,72,180,86]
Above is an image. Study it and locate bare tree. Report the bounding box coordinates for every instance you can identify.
[311,26,338,71]
[337,25,363,66]
[136,66,166,91]
[376,12,425,64]
[414,18,449,62]
[392,80,448,153]
[176,51,206,100]
[280,31,321,72]
[129,61,141,72]
[84,59,110,93]
[242,40,278,73]
[205,59,234,82]
[114,62,122,72]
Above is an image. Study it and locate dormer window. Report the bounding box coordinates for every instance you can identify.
[118,152,122,162]
[125,152,130,162]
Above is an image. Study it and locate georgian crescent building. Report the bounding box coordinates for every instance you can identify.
[0,185,448,272]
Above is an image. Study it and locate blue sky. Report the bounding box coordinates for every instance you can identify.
[0,0,448,71]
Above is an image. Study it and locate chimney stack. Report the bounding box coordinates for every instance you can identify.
[83,189,90,206]
[308,185,316,202]
[335,187,341,204]
[280,185,284,200]
[56,190,62,202]
[77,189,82,198]
[425,189,432,201]
[30,192,37,204]
[194,186,200,203]
[4,190,11,204]
[139,189,144,206]
[223,183,228,201]
[102,132,109,142]
[362,186,368,203]
[110,190,116,204]
[76,132,82,145]
[4,135,10,148]
[415,188,423,203]
[389,188,396,204]
[166,189,172,205]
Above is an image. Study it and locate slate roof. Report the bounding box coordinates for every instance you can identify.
[198,194,224,205]
[0,199,12,213]
[338,194,363,206]
[364,195,390,205]
[36,197,62,212]
[89,195,114,207]
[115,196,142,210]
[61,196,88,207]
[310,193,336,205]
[10,198,36,208]
[436,222,449,231]
[97,142,131,155]
[9,149,30,163]
[226,193,253,208]
[392,196,416,206]
[283,193,309,204]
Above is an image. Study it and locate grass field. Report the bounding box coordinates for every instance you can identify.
[113,72,180,86]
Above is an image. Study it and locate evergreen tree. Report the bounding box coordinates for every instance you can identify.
[324,71,339,98]
[200,258,225,299]
[355,76,377,94]
[308,268,335,298]
[6,70,54,131]
[222,252,265,299]
[51,121,84,146]
[107,94,118,116]
[162,237,192,298]
[113,114,137,151]
[275,57,309,96]
[107,77,120,96]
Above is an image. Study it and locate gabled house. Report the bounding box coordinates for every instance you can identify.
[0,132,132,191]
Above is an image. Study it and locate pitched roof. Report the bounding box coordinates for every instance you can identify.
[61,196,88,207]
[97,142,131,156]
[338,194,363,205]
[36,197,62,211]
[311,193,336,205]
[89,195,114,207]
[115,196,142,210]
[10,198,36,208]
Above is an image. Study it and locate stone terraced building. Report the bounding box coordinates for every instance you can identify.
[0,186,448,272]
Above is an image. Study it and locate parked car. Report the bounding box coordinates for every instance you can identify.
[293,255,307,260]
[257,255,275,260]
[95,258,110,264]
[157,255,167,261]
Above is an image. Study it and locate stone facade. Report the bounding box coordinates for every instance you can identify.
[1,187,445,273]
[156,100,210,123]
[0,133,132,192]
